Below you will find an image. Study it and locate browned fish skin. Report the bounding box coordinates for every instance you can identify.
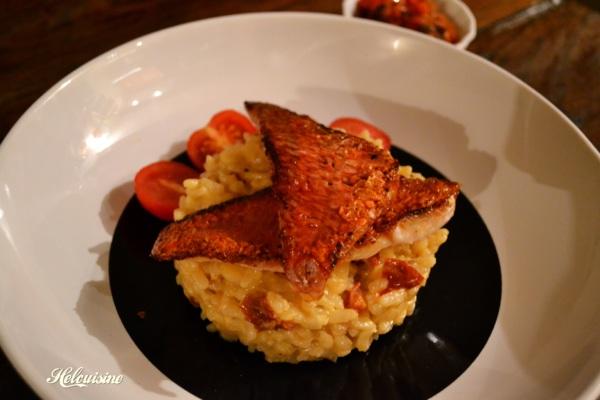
[151,178,458,263]
[356,175,460,247]
[151,189,280,263]
[246,102,401,296]
[151,176,458,265]
[151,102,459,299]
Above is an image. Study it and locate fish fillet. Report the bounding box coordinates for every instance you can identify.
[151,103,459,297]
[246,102,458,296]
[246,102,403,296]
[151,189,280,265]
[151,185,457,272]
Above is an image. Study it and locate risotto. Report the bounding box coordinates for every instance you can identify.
[171,135,449,363]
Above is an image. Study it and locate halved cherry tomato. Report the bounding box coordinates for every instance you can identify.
[186,127,224,170]
[208,109,257,143]
[187,110,257,170]
[134,161,198,221]
[329,117,392,150]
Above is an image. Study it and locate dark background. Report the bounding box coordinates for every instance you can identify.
[1,0,598,398]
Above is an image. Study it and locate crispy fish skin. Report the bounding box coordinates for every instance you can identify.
[151,189,280,264]
[246,102,402,296]
[151,179,458,267]
[357,175,460,247]
[150,181,458,266]
[151,102,460,298]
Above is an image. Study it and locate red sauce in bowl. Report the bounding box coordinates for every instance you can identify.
[355,0,460,44]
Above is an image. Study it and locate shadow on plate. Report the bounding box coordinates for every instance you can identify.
[287,88,497,201]
[74,243,176,396]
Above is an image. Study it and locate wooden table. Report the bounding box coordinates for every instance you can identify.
[1,1,598,398]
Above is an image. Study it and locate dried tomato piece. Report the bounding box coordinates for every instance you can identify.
[240,292,294,330]
[241,292,277,330]
[343,282,367,311]
[382,259,423,293]
[366,254,381,269]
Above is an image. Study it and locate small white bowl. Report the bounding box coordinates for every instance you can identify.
[342,0,477,49]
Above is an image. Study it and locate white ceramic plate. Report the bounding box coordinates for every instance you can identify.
[342,0,477,49]
[0,12,598,400]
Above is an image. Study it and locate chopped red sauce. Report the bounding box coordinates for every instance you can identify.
[382,259,424,293]
[366,254,381,269]
[240,292,294,330]
[355,0,460,44]
[343,282,368,311]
